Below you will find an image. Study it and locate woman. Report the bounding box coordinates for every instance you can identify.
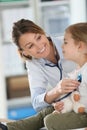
[0,19,79,130]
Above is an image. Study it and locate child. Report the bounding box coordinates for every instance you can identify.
[44,23,87,130]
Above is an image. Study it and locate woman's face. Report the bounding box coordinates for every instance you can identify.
[19,33,51,59]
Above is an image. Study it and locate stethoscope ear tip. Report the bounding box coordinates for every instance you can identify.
[77,74,82,82]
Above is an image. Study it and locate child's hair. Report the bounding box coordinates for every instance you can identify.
[12,19,45,60]
[65,23,87,44]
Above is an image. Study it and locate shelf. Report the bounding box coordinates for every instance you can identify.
[0,0,30,9]
[7,96,31,108]
[39,0,69,7]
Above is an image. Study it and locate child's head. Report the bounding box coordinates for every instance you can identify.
[62,23,87,66]
[65,23,87,44]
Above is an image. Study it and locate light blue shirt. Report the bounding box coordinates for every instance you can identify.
[26,36,76,112]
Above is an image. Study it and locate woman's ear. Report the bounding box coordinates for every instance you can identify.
[17,49,26,61]
[17,49,23,58]
[17,49,32,60]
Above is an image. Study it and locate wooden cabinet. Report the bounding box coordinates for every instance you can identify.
[6,75,30,99]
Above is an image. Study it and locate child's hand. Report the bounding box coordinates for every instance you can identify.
[52,101,64,112]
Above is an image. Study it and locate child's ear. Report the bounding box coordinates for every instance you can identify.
[78,41,87,54]
[78,41,82,48]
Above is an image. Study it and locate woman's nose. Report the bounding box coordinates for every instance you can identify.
[36,42,42,49]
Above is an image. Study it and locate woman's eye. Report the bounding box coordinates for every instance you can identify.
[37,35,41,40]
[27,44,34,49]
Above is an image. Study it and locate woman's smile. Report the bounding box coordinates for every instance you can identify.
[37,46,46,54]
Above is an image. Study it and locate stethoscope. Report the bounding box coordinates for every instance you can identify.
[45,62,62,80]
[45,43,62,80]
[54,73,82,102]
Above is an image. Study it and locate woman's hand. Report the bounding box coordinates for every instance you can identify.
[56,79,80,95]
[45,79,80,104]
[52,101,64,112]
